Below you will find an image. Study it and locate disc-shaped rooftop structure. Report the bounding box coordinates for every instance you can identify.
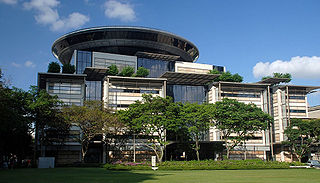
[52,26,199,64]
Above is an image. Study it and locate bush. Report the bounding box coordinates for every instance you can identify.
[48,62,61,73]
[106,64,119,76]
[104,159,305,171]
[62,63,75,74]
[135,67,149,77]
[118,66,134,77]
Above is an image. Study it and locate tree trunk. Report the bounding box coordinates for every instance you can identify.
[244,141,247,160]
[195,136,200,161]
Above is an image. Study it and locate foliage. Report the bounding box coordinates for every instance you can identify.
[283,118,320,162]
[209,70,243,82]
[47,62,61,73]
[104,159,304,170]
[261,73,292,83]
[213,98,272,159]
[0,87,33,159]
[106,64,119,76]
[61,101,116,162]
[27,86,67,158]
[62,63,75,74]
[135,67,150,77]
[118,66,135,77]
[180,103,215,160]
[118,95,181,163]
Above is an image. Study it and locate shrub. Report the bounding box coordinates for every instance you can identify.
[135,67,149,77]
[118,66,134,77]
[104,159,304,171]
[62,63,75,74]
[48,62,61,73]
[106,64,119,76]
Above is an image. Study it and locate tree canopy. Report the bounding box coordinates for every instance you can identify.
[106,64,119,76]
[209,70,243,82]
[62,63,76,74]
[118,95,181,163]
[135,67,149,77]
[118,66,135,77]
[283,118,320,162]
[261,73,292,83]
[47,62,61,73]
[213,98,272,159]
[180,102,215,160]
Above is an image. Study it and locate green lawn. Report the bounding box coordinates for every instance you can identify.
[0,168,319,183]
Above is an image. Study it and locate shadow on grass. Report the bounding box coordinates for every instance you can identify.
[0,168,171,183]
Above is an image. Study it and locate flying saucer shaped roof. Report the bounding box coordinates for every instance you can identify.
[52,26,199,64]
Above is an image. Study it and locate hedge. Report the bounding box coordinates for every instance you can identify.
[104,159,304,170]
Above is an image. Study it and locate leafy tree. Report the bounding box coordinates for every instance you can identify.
[180,103,215,160]
[48,62,61,73]
[118,95,181,163]
[0,87,33,161]
[118,66,134,77]
[209,70,243,82]
[135,67,149,77]
[213,98,271,159]
[62,63,75,74]
[27,86,65,160]
[283,118,320,162]
[106,64,119,76]
[261,73,292,83]
[61,101,113,162]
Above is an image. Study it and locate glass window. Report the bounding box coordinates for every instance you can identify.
[86,81,102,101]
[137,58,175,78]
[76,50,92,74]
[167,85,207,104]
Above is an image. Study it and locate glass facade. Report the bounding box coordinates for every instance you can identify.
[48,82,83,105]
[76,50,92,74]
[86,81,102,101]
[137,58,174,78]
[167,85,207,104]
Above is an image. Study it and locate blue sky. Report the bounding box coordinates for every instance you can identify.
[0,0,319,106]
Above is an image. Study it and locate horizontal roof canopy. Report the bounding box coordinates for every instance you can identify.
[257,78,290,84]
[160,72,220,85]
[212,81,270,91]
[84,67,108,80]
[135,51,180,61]
[276,85,320,93]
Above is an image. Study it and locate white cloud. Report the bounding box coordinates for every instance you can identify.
[23,0,89,32]
[0,0,18,5]
[24,61,36,68]
[253,56,320,79]
[12,62,21,68]
[104,0,136,22]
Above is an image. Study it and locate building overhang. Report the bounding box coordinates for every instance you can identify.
[276,85,320,94]
[84,67,108,81]
[38,72,86,89]
[212,81,270,91]
[160,72,220,86]
[257,78,290,85]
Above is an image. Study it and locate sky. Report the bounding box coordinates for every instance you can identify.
[0,0,319,106]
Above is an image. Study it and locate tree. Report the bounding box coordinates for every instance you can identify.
[27,86,65,160]
[180,103,215,160]
[106,64,119,76]
[118,66,134,77]
[135,67,149,77]
[62,63,75,74]
[283,118,320,162]
[0,87,33,161]
[118,95,181,163]
[209,70,243,82]
[61,101,113,162]
[261,73,292,83]
[48,62,61,73]
[213,98,271,159]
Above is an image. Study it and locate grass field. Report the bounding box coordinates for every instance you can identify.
[0,168,319,183]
